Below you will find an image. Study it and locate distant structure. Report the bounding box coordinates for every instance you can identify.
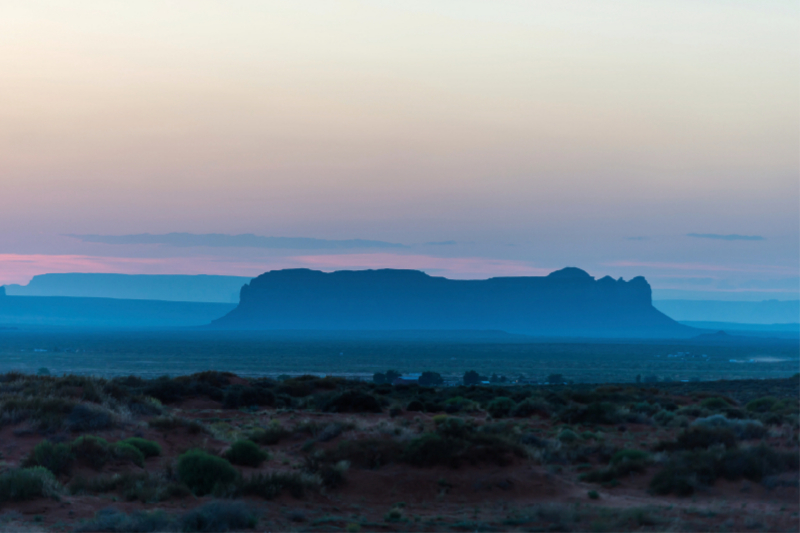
[209,267,695,338]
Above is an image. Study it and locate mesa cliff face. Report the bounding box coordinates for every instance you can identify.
[209,267,693,338]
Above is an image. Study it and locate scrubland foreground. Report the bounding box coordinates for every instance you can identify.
[0,372,797,532]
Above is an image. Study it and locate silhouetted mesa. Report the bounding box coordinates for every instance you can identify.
[209,268,695,338]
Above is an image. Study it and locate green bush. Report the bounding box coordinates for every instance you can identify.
[67,404,116,432]
[0,467,60,502]
[587,490,599,500]
[674,426,737,450]
[699,397,731,411]
[487,397,516,418]
[557,429,580,444]
[225,440,269,467]
[511,398,549,418]
[324,390,382,413]
[30,440,74,476]
[746,396,778,413]
[434,416,473,439]
[649,444,799,496]
[248,421,289,445]
[406,399,425,412]
[403,434,461,468]
[71,435,111,470]
[113,442,145,467]
[178,449,239,496]
[692,415,765,440]
[119,437,162,458]
[222,385,275,409]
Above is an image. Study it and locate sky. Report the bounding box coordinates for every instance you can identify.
[1,1,798,301]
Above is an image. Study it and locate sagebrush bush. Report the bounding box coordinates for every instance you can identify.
[511,398,550,418]
[75,508,175,533]
[113,442,145,467]
[746,396,778,413]
[692,415,765,440]
[435,416,473,439]
[558,429,580,444]
[248,421,289,445]
[71,435,111,470]
[699,397,732,411]
[177,449,239,496]
[29,440,74,476]
[119,437,162,458]
[222,385,275,409]
[649,444,799,496]
[487,397,516,418]
[0,467,61,502]
[324,390,382,413]
[67,404,116,432]
[225,440,269,467]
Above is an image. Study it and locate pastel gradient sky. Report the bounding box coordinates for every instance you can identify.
[1,1,798,300]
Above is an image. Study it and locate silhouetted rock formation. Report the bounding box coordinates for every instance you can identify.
[209,268,695,338]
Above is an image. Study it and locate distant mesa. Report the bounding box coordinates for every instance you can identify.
[5,273,250,303]
[209,267,694,338]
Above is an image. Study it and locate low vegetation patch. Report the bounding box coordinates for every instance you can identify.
[177,449,239,496]
[225,439,269,467]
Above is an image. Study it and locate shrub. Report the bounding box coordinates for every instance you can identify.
[303,452,350,489]
[610,449,650,467]
[0,467,61,502]
[649,444,799,496]
[324,390,382,413]
[558,429,580,444]
[746,397,778,413]
[179,501,257,532]
[114,442,145,467]
[692,415,765,440]
[225,440,269,467]
[559,401,619,425]
[119,437,162,458]
[653,409,675,426]
[71,435,111,470]
[674,426,737,450]
[435,416,473,439]
[444,396,480,413]
[581,449,651,485]
[511,398,549,418]
[249,421,289,445]
[67,404,116,432]
[587,490,599,500]
[406,399,424,412]
[75,508,175,532]
[700,397,731,411]
[177,450,239,496]
[222,385,275,409]
[28,440,74,476]
[403,434,460,468]
[144,376,188,403]
[487,397,516,418]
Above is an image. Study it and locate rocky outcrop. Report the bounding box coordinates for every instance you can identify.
[209,268,694,338]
